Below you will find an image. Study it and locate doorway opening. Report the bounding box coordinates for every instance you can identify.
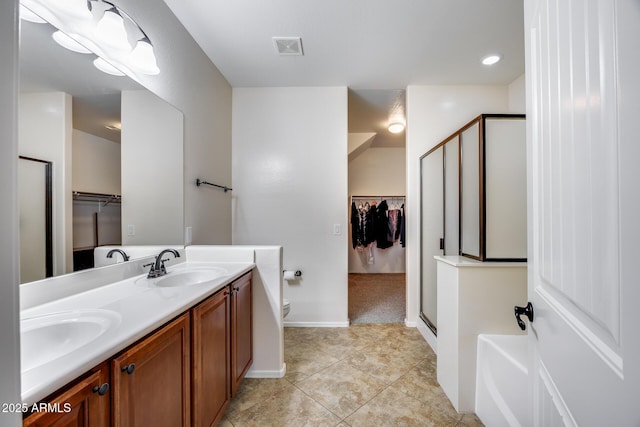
[347,89,407,324]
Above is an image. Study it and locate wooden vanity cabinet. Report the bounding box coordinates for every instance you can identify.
[112,313,191,427]
[231,272,253,396]
[23,270,253,427]
[191,271,253,426]
[23,363,110,427]
[191,285,231,427]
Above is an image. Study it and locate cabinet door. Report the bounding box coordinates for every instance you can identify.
[23,364,110,427]
[112,314,190,427]
[191,288,231,427]
[231,272,252,396]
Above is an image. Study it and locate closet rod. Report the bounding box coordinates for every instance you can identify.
[72,191,121,207]
[196,178,232,193]
[351,195,405,199]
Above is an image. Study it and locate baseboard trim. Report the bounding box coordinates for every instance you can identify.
[246,363,286,379]
[404,318,417,327]
[417,318,437,353]
[283,321,350,327]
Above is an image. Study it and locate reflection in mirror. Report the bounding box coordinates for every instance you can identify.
[18,14,184,284]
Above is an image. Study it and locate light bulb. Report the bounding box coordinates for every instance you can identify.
[388,123,405,134]
[130,38,160,75]
[54,0,92,20]
[52,31,92,54]
[482,55,502,65]
[94,7,131,51]
[93,57,125,76]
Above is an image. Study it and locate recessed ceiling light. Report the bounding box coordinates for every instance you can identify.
[105,123,121,131]
[482,54,502,66]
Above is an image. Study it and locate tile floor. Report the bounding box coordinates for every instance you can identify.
[220,324,484,426]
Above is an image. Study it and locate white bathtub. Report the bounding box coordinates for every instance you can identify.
[475,334,531,427]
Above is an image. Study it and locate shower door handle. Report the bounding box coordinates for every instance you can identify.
[514,302,534,331]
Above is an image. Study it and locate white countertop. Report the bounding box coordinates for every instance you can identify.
[434,255,527,268]
[20,261,254,405]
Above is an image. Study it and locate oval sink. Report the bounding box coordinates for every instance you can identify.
[21,309,121,373]
[154,267,228,288]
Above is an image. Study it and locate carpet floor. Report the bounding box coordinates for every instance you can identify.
[348,273,406,324]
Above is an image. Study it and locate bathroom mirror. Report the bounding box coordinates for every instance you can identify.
[18,16,184,283]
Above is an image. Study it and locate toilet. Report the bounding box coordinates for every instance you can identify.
[283,298,290,318]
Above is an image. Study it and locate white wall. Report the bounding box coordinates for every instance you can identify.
[72,129,120,195]
[121,90,183,245]
[509,74,526,113]
[0,1,22,424]
[348,147,406,273]
[232,87,349,326]
[117,0,233,246]
[406,85,510,329]
[19,92,73,275]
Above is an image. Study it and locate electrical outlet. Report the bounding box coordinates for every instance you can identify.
[127,224,135,236]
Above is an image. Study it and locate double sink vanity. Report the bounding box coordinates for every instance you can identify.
[20,249,257,426]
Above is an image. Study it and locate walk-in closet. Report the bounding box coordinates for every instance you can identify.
[348,89,406,324]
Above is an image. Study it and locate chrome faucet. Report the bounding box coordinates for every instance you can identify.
[106,248,129,262]
[144,249,180,278]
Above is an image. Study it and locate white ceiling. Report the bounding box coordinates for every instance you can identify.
[164,0,525,146]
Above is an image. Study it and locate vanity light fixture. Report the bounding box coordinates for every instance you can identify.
[388,122,405,134]
[20,0,160,76]
[52,30,92,54]
[93,57,125,76]
[94,4,131,51]
[482,54,502,66]
[20,4,46,23]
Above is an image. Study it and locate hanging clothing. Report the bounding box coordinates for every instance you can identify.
[375,200,393,249]
[351,201,375,249]
[387,209,399,242]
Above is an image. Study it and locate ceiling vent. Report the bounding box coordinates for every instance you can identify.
[272,37,304,56]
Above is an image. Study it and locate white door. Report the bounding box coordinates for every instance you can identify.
[525,0,640,425]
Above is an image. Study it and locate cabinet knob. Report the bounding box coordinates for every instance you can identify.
[122,363,136,375]
[92,383,109,396]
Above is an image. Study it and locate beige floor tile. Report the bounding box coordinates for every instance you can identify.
[388,374,461,423]
[226,325,481,426]
[457,413,485,426]
[345,386,460,427]
[295,360,387,418]
[284,342,340,383]
[224,378,292,419]
[390,358,440,401]
[227,385,341,427]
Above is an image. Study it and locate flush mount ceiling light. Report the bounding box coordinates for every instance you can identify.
[482,54,502,66]
[388,122,405,134]
[273,37,304,56]
[20,0,160,76]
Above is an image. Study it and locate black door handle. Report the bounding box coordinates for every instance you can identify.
[514,302,534,331]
